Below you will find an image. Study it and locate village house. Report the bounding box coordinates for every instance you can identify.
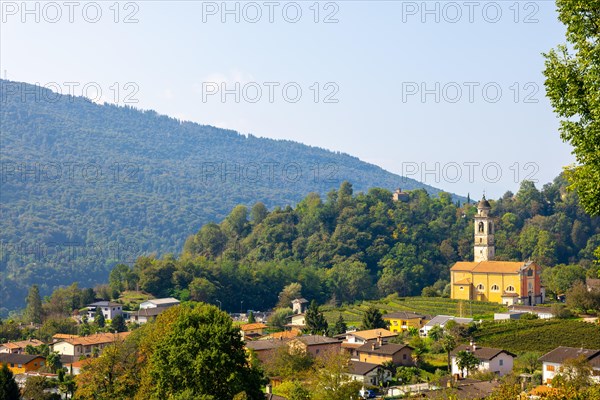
[288,335,341,358]
[339,328,397,358]
[538,346,600,385]
[51,332,130,358]
[129,307,165,324]
[86,301,123,321]
[450,196,545,306]
[291,298,308,314]
[0,339,45,354]
[64,358,94,375]
[0,353,45,374]
[383,311,428,333]
[240,322,268,341]
[285,313,306,330]
[245,339,289,363]
[347,360,393,386]
[354,338,413,366]
[450,343,515,377]
[262,329,302,340]
[139,297,180,309]
[419,316,473,337]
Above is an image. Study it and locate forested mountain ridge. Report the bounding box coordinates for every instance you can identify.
[0,79,450,314]
[109,177,600,313]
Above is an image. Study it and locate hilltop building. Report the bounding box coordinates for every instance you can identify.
[450,196,544,305]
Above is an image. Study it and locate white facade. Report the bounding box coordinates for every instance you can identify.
[289,314,305,326]
[139,298,180,309]
[451,352,514,377]
[87,301,123,320]
[542,362,600,385]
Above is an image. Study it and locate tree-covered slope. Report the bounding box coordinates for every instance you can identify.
[0,79,450,313]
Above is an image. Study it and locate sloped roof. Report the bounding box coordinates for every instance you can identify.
[292,298,308,304]
[241,323,268,331]
[423,315,473,328]
[245,339,288,351]
[450,345,515,361]
[347,328,397,341]
[53,332,130,346]
[295,335,340,346]
[538,346,600,366]
[265,329,302,340]
[144,297,180,305]
[453,278,471,285]
[383,311,426,320]
[0,353,45,364]
[0,339,44,349]
[348,361,380,375]
[133,308,165,317]
[357,342,411,356]
[88,301,122,307]
[451,261,531,273]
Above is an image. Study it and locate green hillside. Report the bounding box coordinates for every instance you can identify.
[0,79,449,313]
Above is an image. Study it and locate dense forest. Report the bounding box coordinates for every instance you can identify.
[105,177,599,313]
[0,79,448,314]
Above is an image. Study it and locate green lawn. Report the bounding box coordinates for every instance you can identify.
[117,290,154,311]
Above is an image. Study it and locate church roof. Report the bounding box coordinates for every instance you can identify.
[453,278,471,285]
[477,196,491,209]
[451,261,532,274]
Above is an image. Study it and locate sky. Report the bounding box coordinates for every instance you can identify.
[0,0,574,198]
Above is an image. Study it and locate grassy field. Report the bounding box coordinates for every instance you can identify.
[322,295,506,327]
[473,319,600,354]
[117,290,154,311]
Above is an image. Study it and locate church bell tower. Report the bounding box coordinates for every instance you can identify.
[474,195,495,262]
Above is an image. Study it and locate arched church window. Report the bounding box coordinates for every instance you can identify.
[491,285,499,291]
[477,284,484,291]
[506,285,515,292]
[478,222,484,233]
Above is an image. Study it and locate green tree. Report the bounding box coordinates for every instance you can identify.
[22,375,59,400]
[139,304,265,400]
[330,314,347,336]
[0,363,20,400]
[24,284,43,324]
[94,308,105,329]
[440,334,457,373]
[361,306,386,330]
[46,351,62,373]
[250,202,268,224]
[543,0,600,216]
[110,315,127,333]
[305,301,328,335]
[276,282,302,309]
[428,325,444,342]
[247,311,255,324]
[455,350,480,377]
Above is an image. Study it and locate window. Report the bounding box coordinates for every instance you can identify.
[477,284,484,291]
[403,354,407,360]
[478,222,484,233]
[499,359,503,366]
[316,349,320,354]
[527,269,533,277]
[393,321,397,325]
[506,286,515,292]
[18,364,22,368]
[460,286,464,290]
[491,285,499,291]
[546,365,555,372]
[488,222,493,234]
[479,238,482,243]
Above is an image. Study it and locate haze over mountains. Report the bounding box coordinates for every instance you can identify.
[0,79,455,313]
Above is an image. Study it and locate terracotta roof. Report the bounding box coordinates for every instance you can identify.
[266,330,301,340]
[451,345,515,361]
[53,334,78,340]
[0,353,45,364]
[451,261,532,273]
[0,339,44,350]
[241,323,268,331]
[357,342,411,356]
[348,361,380,375]
[54,332,130,346]
[347,329,397,341]
[65,358,94,368]
[383,311,426,320]
[538,346,600,366]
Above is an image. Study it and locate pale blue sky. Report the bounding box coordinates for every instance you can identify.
[1,0,573,197]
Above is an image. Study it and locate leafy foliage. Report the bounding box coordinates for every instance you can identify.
[0,363,20,400]
[361,306,386,330]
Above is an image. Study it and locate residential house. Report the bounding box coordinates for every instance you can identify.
[392,188,409,202]
[52,332,130,357]
[285,313,306,329]
[288,335,341,358]
[347,360,393,386]
[355,340,413,366]
[245,339,289,363]
[508,305,554,319]
[383,311,428,333]
[388,377,500,399]
[261,329,302,340]
[538,346,600,384]
[241,323,268,341]
[129,307,166,324]
[86,301,123,321]
[0,339,45,354]
[139,297,180,309]
[420,316,473,337]
[450,343,515,377]
[340,328,397,359]
[0,353,45,374]
[64,358,94,375]
[291,298,308,314]
[494,312,527,320]
[450,197,544,306]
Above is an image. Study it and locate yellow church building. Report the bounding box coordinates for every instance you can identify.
[450,196,544,306]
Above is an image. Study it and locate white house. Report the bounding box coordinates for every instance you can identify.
[343,329,397,345]
[52,332,130,357]
[450,343,515,377]
[139,297,180,309]
[86,301,123,321]
[419,315,473,337]
[291,298,308,314]
[538,346,600,385]
[285,313,306,329]
[347,361,393,386]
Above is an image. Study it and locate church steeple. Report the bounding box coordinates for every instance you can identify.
[474,195,495,262]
